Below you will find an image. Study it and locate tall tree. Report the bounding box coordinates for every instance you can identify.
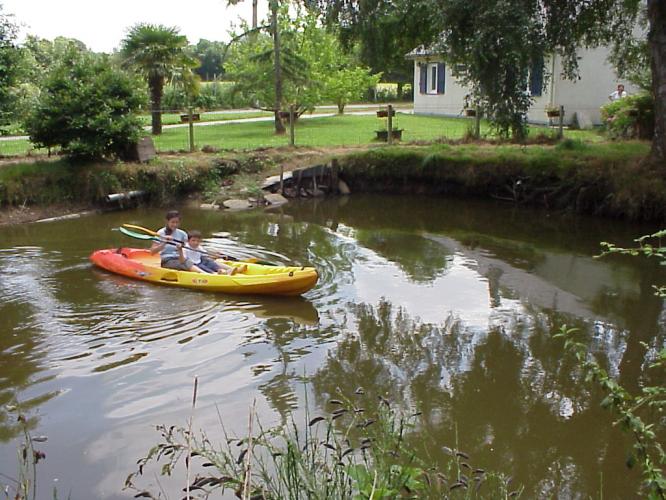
[120,24,195,135]
[0,3,22,127]
[647,0,665,162]
[436,0,665,161]
[226,0,286,133]
[317,0,439,91]
[190,39,226,80]
[226,10,379,117]
[270,0,286,134]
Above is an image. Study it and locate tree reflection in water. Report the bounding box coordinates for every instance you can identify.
[311,299,645,498]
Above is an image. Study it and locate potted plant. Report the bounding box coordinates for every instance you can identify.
[545,105,561,118]
[462,94,477,117]
[375,129,403,141]
[376,108,395,118]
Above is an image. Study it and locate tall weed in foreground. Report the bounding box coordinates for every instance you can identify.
[555,229,666,499]
[125,390,520,499]
[1,401,50,500]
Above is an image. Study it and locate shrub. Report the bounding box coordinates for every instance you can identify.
[601,93,654,140]
[25,49,145,160]
[162,81,250,111]
[126,386,519,498]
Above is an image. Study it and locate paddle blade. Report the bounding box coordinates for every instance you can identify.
[119,226,157,240]
[122,224,159,237]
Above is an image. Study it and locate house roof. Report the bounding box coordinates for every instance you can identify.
[405,43,444,60]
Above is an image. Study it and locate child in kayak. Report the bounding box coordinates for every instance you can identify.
[150,210,204,272]
[183,230,247,275]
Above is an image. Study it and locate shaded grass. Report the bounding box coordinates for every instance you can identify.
[337,141,662,220]
[0,157,222,206]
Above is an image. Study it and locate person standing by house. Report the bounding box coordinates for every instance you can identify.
[608,84,628,101]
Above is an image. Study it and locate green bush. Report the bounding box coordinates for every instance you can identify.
[162,81,251,111]
[601,93,654,140]
[25,49,145,161]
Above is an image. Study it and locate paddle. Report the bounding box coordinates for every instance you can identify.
[119,225,277,266]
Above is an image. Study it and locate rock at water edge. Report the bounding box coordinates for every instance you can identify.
[200,203,220,210]
[338,180,351,195]
[223,199,252,210]
[264,193,288,206]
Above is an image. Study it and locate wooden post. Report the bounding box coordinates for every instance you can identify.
[331,159,339,194]
[188,107,195,152]
[558,105,564,140]
[289,104,295,147]
[474,107,481,139]
[387,104,393,145]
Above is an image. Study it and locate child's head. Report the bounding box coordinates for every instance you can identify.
[188,230,202,248]
[165,210,181,233]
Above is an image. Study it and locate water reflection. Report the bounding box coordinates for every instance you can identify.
[0,196,664,499]
[310,299,641,498]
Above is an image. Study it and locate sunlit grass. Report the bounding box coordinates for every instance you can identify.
[153,113,605,151]
[0,113,620,157]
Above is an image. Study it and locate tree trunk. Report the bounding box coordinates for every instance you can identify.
[150,76,164,135]
[252,0,258,29]
[397,81,403,101]
[271,0,286,135]
[337,100,345,114]
[648,0,666,163]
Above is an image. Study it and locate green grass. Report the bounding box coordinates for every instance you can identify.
[0,113,617,157]
[137,110,273,126]
[154,113,605,151]
[0,138,50,157]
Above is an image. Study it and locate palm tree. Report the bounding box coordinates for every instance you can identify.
[120,24,194,135]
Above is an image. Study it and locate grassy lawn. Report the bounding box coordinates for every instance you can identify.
[137,110,273,126]
[2,113,607,157]
[0,138,50,157]
[153,112,604,151]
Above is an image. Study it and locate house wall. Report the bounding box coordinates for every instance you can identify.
[412,48,638,126]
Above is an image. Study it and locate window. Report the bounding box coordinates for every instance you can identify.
[419,62,446,95]
[427,63,438,94]
[529,57,544,97]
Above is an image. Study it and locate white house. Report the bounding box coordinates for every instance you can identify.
[406,45,637,126]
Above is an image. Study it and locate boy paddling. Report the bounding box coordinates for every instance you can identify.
[182,230,246,275]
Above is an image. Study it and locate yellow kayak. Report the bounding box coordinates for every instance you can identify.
[90,248,318,296]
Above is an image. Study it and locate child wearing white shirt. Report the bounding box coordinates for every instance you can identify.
[181,230,246,275]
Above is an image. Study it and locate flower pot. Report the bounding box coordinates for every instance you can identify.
[376,109,396,118]
[180,113,201,123]
[279,111,295,121]
[546,110,560,118]
[465,109,477,117]
[375,129,403,141]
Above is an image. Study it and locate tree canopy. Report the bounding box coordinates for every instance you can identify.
[0,4,22,127]
[225,10,380,116]
[190,39,226,81]
[120,24,196,134]
[25,49,144,160]
[435,0,665,161]
[317,0,440,87]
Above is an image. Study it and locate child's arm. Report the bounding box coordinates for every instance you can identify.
[150,240,166,254]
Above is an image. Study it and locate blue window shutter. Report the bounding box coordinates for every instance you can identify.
[437,63,446,94]
[419,64,427,94]
[529,58,544,96]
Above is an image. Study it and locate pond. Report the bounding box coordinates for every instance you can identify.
[1,194,664,498]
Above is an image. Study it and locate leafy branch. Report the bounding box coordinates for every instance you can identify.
[554,326,666,499]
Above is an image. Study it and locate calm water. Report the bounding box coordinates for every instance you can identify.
[1,195,664,498]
